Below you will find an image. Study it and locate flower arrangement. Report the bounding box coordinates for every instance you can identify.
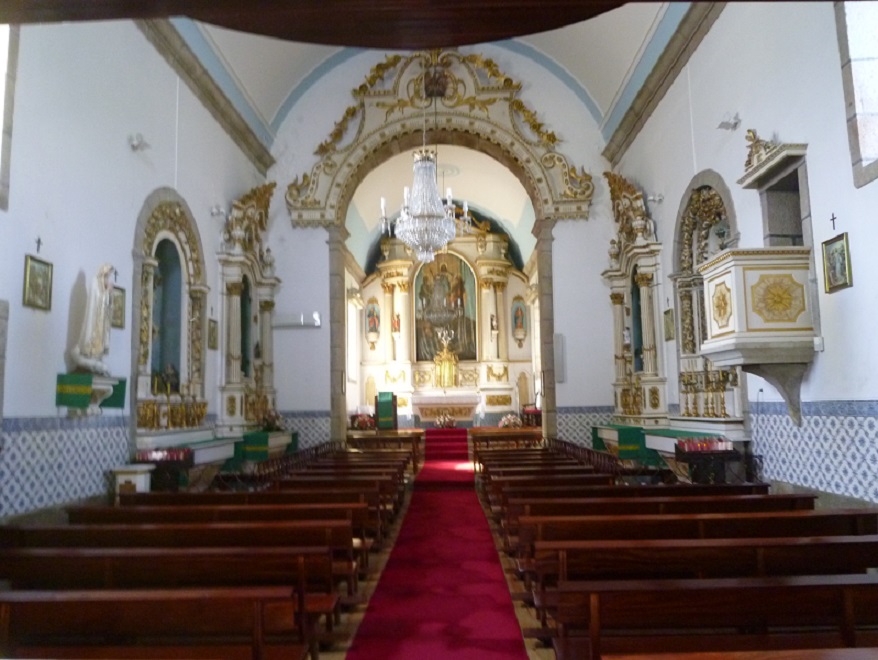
[260,408,286,432]
[435,412,457,428]
[499,413,523,429]
[352,414,376,430]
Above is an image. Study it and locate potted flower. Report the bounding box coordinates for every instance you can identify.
[352,414,376,430]
[499,413,523,429]
[260,408,285,432]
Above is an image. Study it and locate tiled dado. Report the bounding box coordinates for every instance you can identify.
[0,415,129,519]
[282,411,331,449]
[557,407,615,445]
[751,400,878,504]
[559,401,878,504]
[1,411,333,520]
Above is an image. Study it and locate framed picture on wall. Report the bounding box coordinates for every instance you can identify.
[822,232,853,293]
[111,286,125,329]
[22,254,53,311]
[208,319,218,350]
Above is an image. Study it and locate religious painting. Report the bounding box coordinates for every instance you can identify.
[208,319,218,350]
[414,252,477,362]
[822,232,852,293]
[365,298,380,350]
[663,308,675,341]
[111,286,125,329]
[511,296,527,348]
[22,254,52,311]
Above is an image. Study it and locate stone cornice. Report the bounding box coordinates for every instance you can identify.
[602,3,725,167]
[136,19,275,175]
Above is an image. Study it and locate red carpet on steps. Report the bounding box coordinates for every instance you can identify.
[346,428,529,659]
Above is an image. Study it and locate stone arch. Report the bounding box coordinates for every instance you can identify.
[285,49,594,233]
[285,49,594,441]
[672,169,739,273]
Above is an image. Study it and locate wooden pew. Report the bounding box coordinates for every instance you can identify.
[553,573,878,659]
[514,508,878,562]
[58,513,362,596]
[0,586,309,660]
[0,546,334,658]
[272,475,402,522]
[603,650,878,660]
[4,517,367,587]
[500,494,817,554]
[514,509,877,585]
[119,489,387,548]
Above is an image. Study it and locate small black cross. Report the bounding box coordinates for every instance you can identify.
[114,269,118,283]
[830,213,837,231]
[35,237,42,253]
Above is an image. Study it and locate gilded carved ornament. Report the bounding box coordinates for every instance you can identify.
[486,395,512,406]
[634,272,654,288]
[222,182,277,268]
[259,300,276,312]
[610,292,625,305]
[711,282,733,328]
[604,171,654,252]
[750,274,806,323]
[227,281,244,296]
[487,365,508,382]
[680,186,727,274]
[142,202,204,282]
[285,49,593,228]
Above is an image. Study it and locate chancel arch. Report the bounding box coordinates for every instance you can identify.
[285,49,595,440]
[131,188,209,449]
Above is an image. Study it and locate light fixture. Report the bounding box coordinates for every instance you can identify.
[128,133,150,151]
[380,61,471,263]
[717,113,741,131]
[646,194,664,204]
[210,204,227,219]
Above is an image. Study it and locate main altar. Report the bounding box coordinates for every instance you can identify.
[352,219,538,427]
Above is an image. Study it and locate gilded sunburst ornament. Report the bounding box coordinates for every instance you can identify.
[712,282,733,328]
[751,274,805,323]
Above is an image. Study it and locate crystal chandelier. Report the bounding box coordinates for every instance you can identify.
[380,62,471,263]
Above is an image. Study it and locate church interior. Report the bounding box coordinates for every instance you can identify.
[1,1,878,657]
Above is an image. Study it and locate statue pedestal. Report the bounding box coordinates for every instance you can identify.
[58,373,121,417]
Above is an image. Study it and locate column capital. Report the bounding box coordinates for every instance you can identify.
[610,292,625,305]
[634,272,654,288]
[226,281,244,296]
[259,300,276,312]
[381,282,395,294]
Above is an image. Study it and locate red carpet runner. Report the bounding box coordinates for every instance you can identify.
[346,428,529,659]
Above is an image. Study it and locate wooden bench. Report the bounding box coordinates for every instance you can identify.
[272,475,402,523]
[6,516,368,586]
[603,649,878,660]
[0,546,335,658]
[0,586,309,660]
[553,573,878,659]
[514,508,878,560]
[500,494,817,554]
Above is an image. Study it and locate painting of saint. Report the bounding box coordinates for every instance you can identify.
[414,252,477,362]
[365,300,380,336]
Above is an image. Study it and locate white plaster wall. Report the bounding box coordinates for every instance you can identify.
[618,2,878,405]
[0,21,260,418]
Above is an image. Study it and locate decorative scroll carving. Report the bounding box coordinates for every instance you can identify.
[604,171,654,249]
[486,365,508,382]
[285,48,593,228]
[458,368,479,386]
[486,394,512,406]
[680,186,727,274]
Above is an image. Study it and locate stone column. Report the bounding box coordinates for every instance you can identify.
[138,258,158,382]
[480,281,495,360]
[259,299,276,394]
[327,225,349,443]
[495,282,509,360]
[226,281,243,385]
[382,281,395,362]
[535,220,557,439]
[187,285,208,395]
[635,272,657,375]
[610,291,626,381]
[396,282,411,363]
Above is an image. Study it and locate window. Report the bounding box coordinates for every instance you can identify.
[836,1,878,187]
[0,26,19,210]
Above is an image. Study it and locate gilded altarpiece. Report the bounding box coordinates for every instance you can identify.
[217,183,281,435]
[601,172,668,427]
[134,197,210,447]
[670,184,746,438]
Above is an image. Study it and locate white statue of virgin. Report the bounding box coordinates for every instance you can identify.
[70,263,115,376]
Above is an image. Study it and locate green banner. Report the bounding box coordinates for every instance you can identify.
[56,373,92,408]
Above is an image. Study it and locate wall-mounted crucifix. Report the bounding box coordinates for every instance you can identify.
[830,213,837,230]
[35,237,42,253]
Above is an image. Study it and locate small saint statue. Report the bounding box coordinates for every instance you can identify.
[70,263,115,376]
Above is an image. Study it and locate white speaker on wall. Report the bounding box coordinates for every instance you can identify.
[554,333,565,383]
